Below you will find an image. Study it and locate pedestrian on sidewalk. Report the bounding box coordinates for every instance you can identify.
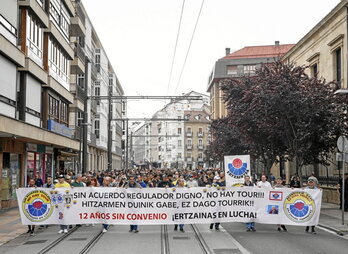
[305,178,318,234]
[55,175,71,234]
[125,176,141,233]
[273,177,287,232]
[243,175,256,232]
[27,179,36,236]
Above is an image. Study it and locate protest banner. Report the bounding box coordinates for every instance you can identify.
[17,187,322,226]
[224,155,251,186]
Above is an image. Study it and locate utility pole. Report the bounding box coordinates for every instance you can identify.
[107,82,112,171]
[125,119,129,170]
[82,58,89,174]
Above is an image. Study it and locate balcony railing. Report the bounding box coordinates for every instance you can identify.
[76,4,86,26]
[197,157,204,162]
[186,145,192,150]
[186,132,192,137]
[76,84,87,101]
[197,132,204,137]
[197,145,204,150]
[186,157,193,163]
[90,132,97,146]
[75,43,85,63]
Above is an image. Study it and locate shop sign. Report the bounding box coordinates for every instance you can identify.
[47,120,74,138]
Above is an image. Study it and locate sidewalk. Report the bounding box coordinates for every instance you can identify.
[0,208,26,246]
[319,202,348,235]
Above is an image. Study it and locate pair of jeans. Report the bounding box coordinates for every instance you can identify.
[130,225,138,230]
[246,222,255,229]
[103,224,109,230]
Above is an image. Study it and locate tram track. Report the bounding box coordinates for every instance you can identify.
[161,225,170,254]
[37,226,80,254]
[190,224,212,254]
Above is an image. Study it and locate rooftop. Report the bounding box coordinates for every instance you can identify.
[222,44,295,60]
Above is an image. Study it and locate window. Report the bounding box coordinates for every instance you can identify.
[335,47,342,87]
[187,153,191,158]
[27,13,43,59]
[187,139,192,146]
[77,111,83,127]
[310,63,318,78]
[50,0,70,39]
[48,95,59,120]
[244,65,256,74]
[198,128,203,133]
[178,128,182,134]
[227,65,238,75]
[95,86,100,105]
[94,119,100,138]
[178,140,182,148]
[198,139,203,146]
[60,101,68,124]
[48,38,69,86]
[198,153,203,159]
[178,153,182,158]
[187,127,192,133]
[77,74,84,88]
[158,128,161,134]
[158,146,161,151]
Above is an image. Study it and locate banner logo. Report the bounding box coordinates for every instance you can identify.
[269,191,283,201]
[283,192,315,223]
[22,190,53,222]
[227,158,249,179]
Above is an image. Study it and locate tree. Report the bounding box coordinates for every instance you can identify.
[216,60,343,177]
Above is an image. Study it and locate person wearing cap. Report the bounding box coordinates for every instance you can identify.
[305,178,318,234]
[55,175,71,234]
[273,177,287,232]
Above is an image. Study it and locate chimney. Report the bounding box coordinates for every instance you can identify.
[275,41,280,46]
[225,48,230,56]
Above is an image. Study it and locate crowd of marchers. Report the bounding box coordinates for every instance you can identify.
[25,167,347,236]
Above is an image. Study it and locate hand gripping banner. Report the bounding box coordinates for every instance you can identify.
[17,187,322,226]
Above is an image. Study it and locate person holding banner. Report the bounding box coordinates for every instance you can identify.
[243,175,256,232]
[125,176,141,233]
[273,177,287,232]
[55,175,71,234]
[209,176,225,230]
[257,175,271,188]
[305,178,318,234]
[26,179,36,236]
[174,179,186,232]
[101,177,112,233]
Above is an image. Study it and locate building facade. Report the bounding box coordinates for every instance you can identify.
[207,43,294,120]
[130,91,210,169]
[282,0,348,180]
[0,0,124,209]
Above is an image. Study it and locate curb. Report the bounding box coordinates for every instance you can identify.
[318,224,347,236]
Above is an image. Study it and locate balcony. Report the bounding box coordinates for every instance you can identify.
[71,43,85,74]
[91,63,98,79]
[186,157,193,163]
[91,99,97,113]
[186,132,192,137]
[75,84,87,102]
[186,145,192,150]
[197,132,204,137]
[90,132,97,146]
[197,145,204,150]
[70,4,86,36]
[197,157,204,162]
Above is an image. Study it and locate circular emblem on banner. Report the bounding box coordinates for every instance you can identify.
[227,158,249,178]
[22,190,53,222]
[283,192,315,223]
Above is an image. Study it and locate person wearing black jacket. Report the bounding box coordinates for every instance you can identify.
[157,175,172,188]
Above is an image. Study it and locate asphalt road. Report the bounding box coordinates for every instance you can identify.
[222,222,348,254]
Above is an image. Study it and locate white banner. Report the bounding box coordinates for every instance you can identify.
[17,187,322,226]
[224,155,251,186]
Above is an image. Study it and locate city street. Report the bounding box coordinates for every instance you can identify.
[0,222,347,254]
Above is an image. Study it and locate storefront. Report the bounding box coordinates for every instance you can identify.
[26,143,54,184]
[0,139,25,209]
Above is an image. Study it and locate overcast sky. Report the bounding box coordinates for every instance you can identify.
[83,0,341,118]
